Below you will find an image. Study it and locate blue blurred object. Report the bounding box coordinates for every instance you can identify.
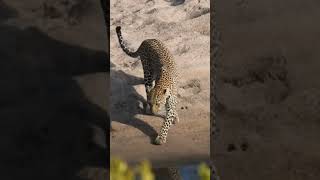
[180,164,199,180]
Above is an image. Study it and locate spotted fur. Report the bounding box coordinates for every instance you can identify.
[116,26,179,145]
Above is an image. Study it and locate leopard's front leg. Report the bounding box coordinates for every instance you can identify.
[154,95,178,145]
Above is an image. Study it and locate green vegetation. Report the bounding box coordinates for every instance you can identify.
[110,157,210,180]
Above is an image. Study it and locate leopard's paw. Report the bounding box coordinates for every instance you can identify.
[154,135,166,145]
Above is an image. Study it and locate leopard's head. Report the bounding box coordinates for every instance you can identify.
[149,85,170,113]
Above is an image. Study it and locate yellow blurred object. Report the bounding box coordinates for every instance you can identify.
[111,157,154,180]
[198,163,211,180]
[136,160,155,180]
[111,156,212,180]
[110,157,134,180]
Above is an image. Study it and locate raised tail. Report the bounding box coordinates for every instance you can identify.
[115,26,139,58]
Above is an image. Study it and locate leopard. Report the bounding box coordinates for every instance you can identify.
[115,26,179,145]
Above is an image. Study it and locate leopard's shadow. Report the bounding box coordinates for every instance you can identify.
[0,24,108,179]
[110,69,159,143]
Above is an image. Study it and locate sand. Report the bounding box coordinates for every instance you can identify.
[214,0,320,179]
[0,0,108,179]
[110,0,210,168]
[5,0,319,179]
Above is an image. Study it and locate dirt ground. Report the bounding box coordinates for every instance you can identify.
[0,0,108,179]
[4,0,320,179]
[214,0,320,179]
[110,0,210,168]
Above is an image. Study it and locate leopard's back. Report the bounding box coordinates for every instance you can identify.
[137,39,178,93]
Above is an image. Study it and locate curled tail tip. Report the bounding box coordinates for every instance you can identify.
[116,26,121,33]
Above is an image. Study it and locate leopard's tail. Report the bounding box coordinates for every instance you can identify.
[116,26,139,58]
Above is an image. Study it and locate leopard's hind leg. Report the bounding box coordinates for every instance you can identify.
[141,58,154,114]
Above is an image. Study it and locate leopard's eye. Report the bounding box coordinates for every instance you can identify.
[162,89,167,94]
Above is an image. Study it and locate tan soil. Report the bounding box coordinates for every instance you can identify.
[110,0,210,168]
[214,0,320,179]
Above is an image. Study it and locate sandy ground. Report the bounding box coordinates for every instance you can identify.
[110,0,210,168]
[6,0,320,179]
[214,0,320,179]
[0,0,108,179]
